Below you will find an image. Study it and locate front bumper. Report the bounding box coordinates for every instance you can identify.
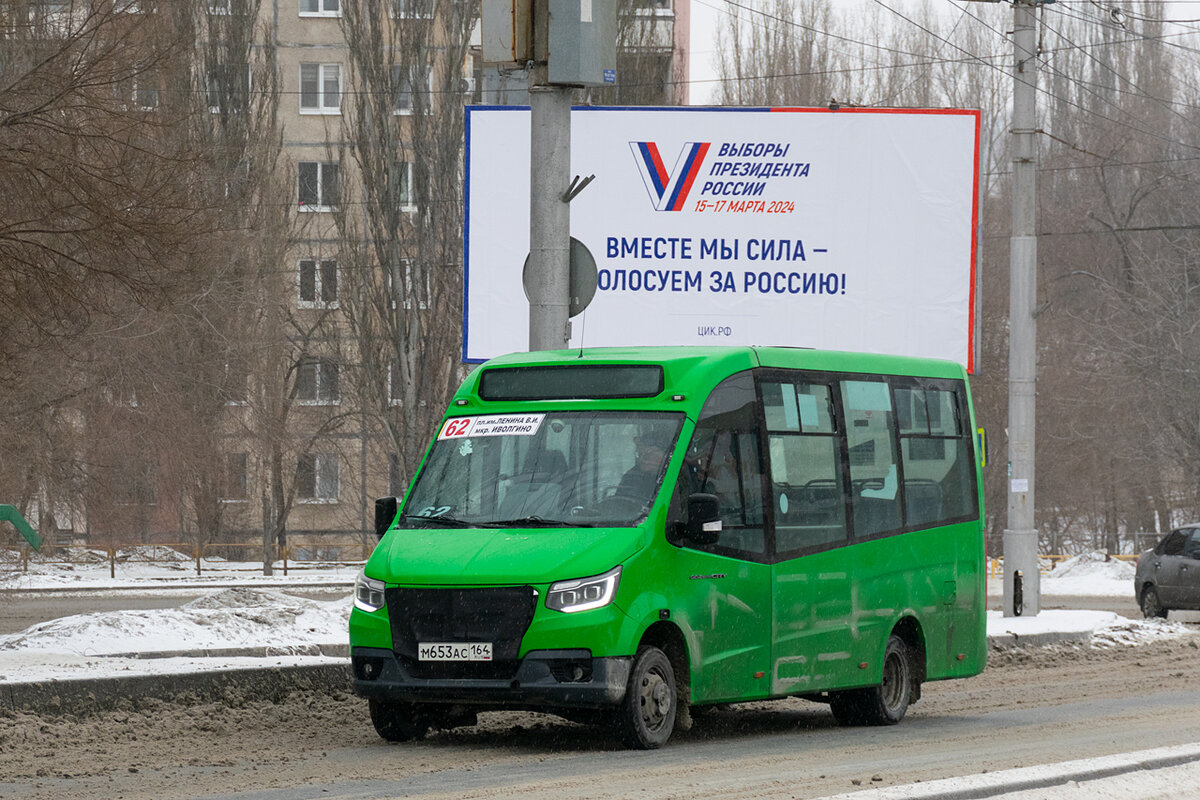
[351,647,631,710]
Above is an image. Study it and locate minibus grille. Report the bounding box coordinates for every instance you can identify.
[386,586,537,680]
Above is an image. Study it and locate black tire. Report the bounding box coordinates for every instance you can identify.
[830,635,913,727]
[1141,586,1169,619]
[616,646,676,749]
[369,699,430,742]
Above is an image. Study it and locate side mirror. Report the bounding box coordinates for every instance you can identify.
[374,496,398,540]
[686,493,722,545]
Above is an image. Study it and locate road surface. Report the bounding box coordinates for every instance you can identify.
[1,630,1197,800]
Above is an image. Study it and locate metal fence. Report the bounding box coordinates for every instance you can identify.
[2,541,369,578]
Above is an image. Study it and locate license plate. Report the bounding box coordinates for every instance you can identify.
[418,642,493,661]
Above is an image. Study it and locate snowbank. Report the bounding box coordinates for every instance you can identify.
[986,551,1137,598]
[0,587,351,657]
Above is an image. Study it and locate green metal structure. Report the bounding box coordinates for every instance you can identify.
[0,504,41,551]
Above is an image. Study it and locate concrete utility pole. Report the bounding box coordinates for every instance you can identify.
[527,67,573,352]
[1003,0,1046,617]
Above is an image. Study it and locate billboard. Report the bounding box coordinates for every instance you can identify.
[465,106,980,370]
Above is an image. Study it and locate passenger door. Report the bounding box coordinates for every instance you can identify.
[761,377,855,695]
[668,371,773,704]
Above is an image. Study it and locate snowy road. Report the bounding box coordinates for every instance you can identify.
[4,550,1198,798]
[3,632,1200,799]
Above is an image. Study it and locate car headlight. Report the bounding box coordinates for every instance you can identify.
[546,566,622,613]
[354,572,386,613]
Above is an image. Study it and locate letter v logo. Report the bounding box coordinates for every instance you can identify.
[629,141,710,211]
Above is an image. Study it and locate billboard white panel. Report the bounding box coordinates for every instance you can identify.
[465,107,980,370]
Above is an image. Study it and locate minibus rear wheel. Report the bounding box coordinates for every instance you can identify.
[369,698,430,742]
[617,646,677,749]
[829,635,912,726]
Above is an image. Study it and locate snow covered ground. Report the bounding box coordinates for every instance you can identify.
[0,545,361,590]
[0,547,1186,684]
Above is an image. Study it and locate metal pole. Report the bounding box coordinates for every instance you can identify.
[527,64,572,352]
[1004,0,1041,616]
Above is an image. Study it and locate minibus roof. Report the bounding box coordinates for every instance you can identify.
[453,346,967,410]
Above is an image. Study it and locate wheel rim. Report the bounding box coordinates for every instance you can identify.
[880,650,907,712]
[639,664,673,733]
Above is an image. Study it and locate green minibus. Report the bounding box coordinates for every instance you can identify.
[350,346,986,748]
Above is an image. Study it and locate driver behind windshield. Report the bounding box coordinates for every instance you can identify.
[615,434,669,501]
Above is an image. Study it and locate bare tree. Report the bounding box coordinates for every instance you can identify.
[0,1,222,545]
[333,0,477,512]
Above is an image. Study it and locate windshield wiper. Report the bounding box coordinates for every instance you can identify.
[399,513,475,528]
[484,516,594,528]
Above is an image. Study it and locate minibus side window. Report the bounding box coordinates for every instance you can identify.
[895,383,978,526]
[841,379,902,539]
[762,380,848,555]
[670,372,766,556]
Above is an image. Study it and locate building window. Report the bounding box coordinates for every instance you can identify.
[297,453,339,502]
[114,460,157,507]
[206,0,231,13]
[221,362,248,405]
[296,357,340,404]
[221,453,249,502]
[387,258,428,310]
[391,64,431,115]
[116,73,160,111]
[298,259,338,307]
[298,161,339,210]
[300,63,341,114]
[300,0,339,16]
[391,0,432,18]
[632,0,673,13]
[207,63,250,113]
[391,161,416,209]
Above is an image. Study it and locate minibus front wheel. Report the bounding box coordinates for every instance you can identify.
[369,699,429,742]
[616,646,677,749]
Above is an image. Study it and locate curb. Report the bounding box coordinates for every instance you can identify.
[1,662,352,716]
[814,743,1200,800]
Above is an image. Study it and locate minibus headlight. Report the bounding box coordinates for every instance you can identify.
[546,566,621,613]
[354,572,386,613]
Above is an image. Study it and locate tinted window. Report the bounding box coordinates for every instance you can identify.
[1185,530,1200,559]
[479,365,664,400]
[1160,530,1187,556]
[762,379,847,555]
[896,384,977,526]
[842,380,901,538]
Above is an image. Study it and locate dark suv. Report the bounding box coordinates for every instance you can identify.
[1135,525,1200,618]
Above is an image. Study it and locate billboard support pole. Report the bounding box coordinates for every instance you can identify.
[527,65,572,352]
[1003,0,1044,616]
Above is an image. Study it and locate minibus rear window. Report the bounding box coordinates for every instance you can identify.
[478,365,664,400]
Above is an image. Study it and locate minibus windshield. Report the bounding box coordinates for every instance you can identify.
[400,411,684,528]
